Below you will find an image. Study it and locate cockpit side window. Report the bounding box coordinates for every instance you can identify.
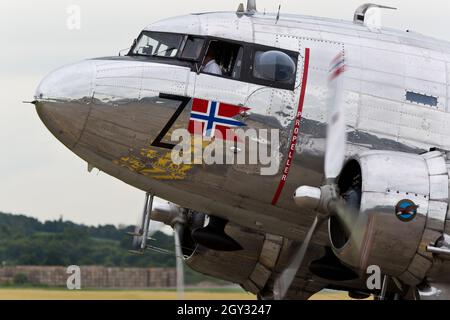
[246,46,298,90]
[131,32,184,58]
[253,50,297,84]
[200,40,244,79]
[180,36,205,61]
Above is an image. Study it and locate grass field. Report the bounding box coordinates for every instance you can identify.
[0,288,361,300]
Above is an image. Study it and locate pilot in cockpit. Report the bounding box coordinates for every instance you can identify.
[202,44,222,76]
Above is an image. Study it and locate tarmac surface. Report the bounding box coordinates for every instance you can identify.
[0,288,368,300]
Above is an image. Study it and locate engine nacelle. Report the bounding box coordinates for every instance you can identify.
[150,203,287,294]
[183,220,285,294]
[330,150,449,285]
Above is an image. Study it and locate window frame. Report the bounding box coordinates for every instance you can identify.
[127,32,300,91]
[179,35,207,62]
[198,37,249,82]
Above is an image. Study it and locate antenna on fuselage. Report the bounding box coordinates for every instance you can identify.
[236,3,245,14]
[237,0,257,16]
[276,5,281,23]
[247,0,257,13]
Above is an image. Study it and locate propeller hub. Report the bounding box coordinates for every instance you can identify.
[293,184,341,219]
[293,186,321,210]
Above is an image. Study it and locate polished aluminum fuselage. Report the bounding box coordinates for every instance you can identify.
[35,11,450,249]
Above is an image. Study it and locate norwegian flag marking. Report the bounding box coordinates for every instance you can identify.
[188,98,249,139]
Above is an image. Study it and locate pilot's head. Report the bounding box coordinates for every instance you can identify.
[204,43,218,65]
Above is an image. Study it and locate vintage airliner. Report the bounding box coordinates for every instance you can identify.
[33,1,450,299]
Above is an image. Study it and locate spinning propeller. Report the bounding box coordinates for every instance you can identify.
[273,52,357,300]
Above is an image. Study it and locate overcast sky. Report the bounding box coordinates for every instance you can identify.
[1,0,450,226]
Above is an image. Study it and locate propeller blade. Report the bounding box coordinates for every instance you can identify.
[273,216,325,300]
[173,223,185,300]
[278,54,352,299]
[325,52,347,180]
[332,200,359,233]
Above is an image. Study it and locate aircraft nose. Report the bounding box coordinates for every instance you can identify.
[35,60,95,101]
[34,60,95,149]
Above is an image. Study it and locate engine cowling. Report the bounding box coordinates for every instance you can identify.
[330,150,449,285]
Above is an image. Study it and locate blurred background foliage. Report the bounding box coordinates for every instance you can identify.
[0,212,223,285]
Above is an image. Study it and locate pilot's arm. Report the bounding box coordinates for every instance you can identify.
[203,60,222,75]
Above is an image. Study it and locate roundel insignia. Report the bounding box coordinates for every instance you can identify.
[395,199,418,222]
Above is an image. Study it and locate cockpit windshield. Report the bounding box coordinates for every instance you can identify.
[130,32,184,58]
